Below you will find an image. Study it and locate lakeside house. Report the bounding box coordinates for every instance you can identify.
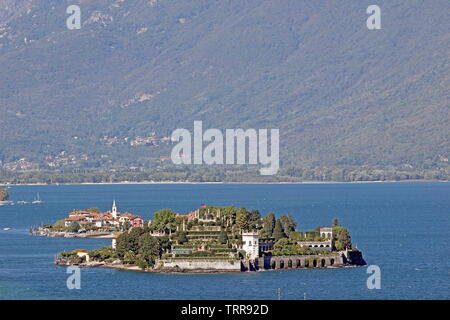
[64,201,144,229]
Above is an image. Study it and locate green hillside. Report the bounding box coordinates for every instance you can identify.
[0,0,449,180]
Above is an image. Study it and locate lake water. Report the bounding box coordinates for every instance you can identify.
[0,183,449,300]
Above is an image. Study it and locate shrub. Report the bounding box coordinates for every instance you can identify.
[123,250,137,264]
[136,259,149,270]
[68,222,80,233]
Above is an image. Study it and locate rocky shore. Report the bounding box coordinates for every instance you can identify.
[55,259,241,274]
[30,226,115,238]
[55,251,366,274]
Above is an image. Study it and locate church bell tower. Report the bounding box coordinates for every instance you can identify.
[112,200,118,219]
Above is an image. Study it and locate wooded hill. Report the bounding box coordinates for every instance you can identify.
[1,1,448,176]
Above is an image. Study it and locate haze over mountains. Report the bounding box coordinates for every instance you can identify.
[0,0,449,173]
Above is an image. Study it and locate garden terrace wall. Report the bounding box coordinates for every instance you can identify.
[157,258,241,272]
[242,253,345,271]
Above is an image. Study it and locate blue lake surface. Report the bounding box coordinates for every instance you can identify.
[0,182,449,300]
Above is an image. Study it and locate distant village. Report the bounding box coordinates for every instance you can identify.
[102,134,172,147]
[1,134,173,171]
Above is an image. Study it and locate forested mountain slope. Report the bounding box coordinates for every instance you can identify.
[0,0,449,172]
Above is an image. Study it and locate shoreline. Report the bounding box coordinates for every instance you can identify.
[55,260,363,274]
[2,179,449,187]
[30,227,116,239]
[55,250,367,274]
[55,260,243,274]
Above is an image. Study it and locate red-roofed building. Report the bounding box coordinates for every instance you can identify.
[64,201,144,229]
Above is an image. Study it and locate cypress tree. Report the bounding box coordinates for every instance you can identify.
[218,231,228,244]
[273,219,286,241]
[262,213,276,237]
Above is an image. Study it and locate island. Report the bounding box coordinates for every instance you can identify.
[30,201,144,238]
[54,204,366,273]
[0,187,11,206]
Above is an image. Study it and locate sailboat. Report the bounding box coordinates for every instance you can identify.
[32,193,43,204]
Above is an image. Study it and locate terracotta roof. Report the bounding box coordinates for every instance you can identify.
[65,216,86,221]
[120,212,141,219]
[67,209,142,221]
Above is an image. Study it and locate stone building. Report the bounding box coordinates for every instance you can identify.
[297,239,332,251]
[242,232,259,259]
[259,238,275,253]
[319,227,333,238]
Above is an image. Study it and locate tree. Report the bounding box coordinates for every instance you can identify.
[89,246,116,261]
[176,231,188,244]
[85,207,100,213]
[279,214,297,236]
[116,227,144,258]
[121,220,131,231]
[138,233,161,266]
[116,232,130,258]
[288,230,303,241]
[152,209,177,234]
[273,219,287,241]
[248,210,261,229]
[218,231,228,244]
[236,209,250,232]
[305,230,320,241]
[158,235,171,254]
[332,218,340,227]
[123,250,137,264]
[261,213,276,238]
[332,226,352,250]
[0,188,9,201]
[273,238,290,250]
[68,221,80,233]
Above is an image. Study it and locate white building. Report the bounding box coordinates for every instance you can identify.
[242,232,259,259]
[111,234,120,249]
[111,200,118,219]
[319,227,333,238]
[297,239,333,251]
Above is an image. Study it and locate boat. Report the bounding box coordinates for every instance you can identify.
[17,201,28,205]
[3,228,11,231]
[32,193,43,204]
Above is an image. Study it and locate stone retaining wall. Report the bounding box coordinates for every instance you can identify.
[158,259,241,271]
[242,253,345,271]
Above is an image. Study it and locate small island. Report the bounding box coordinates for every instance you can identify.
[55,204,366,273]
[0,187,11,206]
[30,201,144,238]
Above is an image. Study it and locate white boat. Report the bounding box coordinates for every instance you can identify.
[3,228,11,231]
[17,201,28,205]
[32,193,43,204]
